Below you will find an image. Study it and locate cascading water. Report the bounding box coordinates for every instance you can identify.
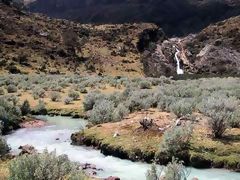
[174,47,184,75]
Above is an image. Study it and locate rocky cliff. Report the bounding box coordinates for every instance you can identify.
[142,16,240,77]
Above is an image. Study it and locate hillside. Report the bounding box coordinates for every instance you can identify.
[1,2,240,77]
[27,0,240,36]
[0,3,163,76]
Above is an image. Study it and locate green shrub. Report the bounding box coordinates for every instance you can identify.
[0,136,10,157]
[64,97,73,105]
[113,103,130,121]
[228,109,240,128]
[146,164,159,180]
[79,87,88,94]
[159,126,192,158]
[139,80,151,89]
[126,90,154,112]
[169,98,195,118]
[146,158,190,180]
[8,150,86,180]
[0,97,21,133]
[198,95,238,138]
[32,87,45,99]
[83,91,104,111]
[0,87,5,95]
[20,100,31,116]
[89,99,115,124]
[7,84,17,93]
[50,92,61,102]
[163,158,190,180]
[33,100,47,115]
[68,90,80,101]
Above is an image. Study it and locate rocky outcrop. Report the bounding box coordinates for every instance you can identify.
[19,145,37,155]
[19,119,47,128]
[105,176,120,180]
[142,16,240,77]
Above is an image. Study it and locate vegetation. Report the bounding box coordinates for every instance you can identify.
[198,94,238,138]
[8,150,87,180]
[7,85,17,93]
[0,97,21,133]
[0,136,9,157]
[146,158,190,180]
[163,158,190,180]
[159,126,192,159]
[90,99,115,124]
[33,100,47,115]
[50,91,61,102]
[68,90,80,101]
[20,100,31,116]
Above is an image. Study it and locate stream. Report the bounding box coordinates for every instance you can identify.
[5,116,240,180]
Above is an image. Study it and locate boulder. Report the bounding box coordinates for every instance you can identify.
[105,176,120,180]
[19,145,37,155]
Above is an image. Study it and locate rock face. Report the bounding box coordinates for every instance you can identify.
[142,16,240,77]
[28,0,240,36]
[19,145,37,155]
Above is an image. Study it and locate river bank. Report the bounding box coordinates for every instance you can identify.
[71,110,240,172]
[4,115,240,180]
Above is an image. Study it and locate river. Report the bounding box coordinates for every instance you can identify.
[5,116,240,180]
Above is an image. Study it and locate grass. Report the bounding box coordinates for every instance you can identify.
[74,109,173,161]
[0,159,11,180]
[190,127,240,169]
[75,110,240,170]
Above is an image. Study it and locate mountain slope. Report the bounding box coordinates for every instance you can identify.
[28,0,240,36]
[142,15,240,77]
[0,3,162,76]
[1,2,240,77]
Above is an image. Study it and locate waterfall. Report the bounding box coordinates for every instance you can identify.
[174,48,184,75]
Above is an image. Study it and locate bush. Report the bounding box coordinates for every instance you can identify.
[7,84,17,93]
[0,97,21,133]
[68,90,80,101]
[32,87,45,100]
[50,92,61,102]
[64,97,73,105]
[0,136,10,157]
[163,158,190,180]
[126,90,155,112]
[146,164,159,180]
[198,95,238,138]
[229,109,240,128]
[0,87,5,95]
[159,126,192,158]
[83,91,104,111]
[113,103,130,121]
[139,80,152,89]
[33,100,47,115]
[8,150,86,180]
[146,158,190,180]
[79,87,88,94]
[20,100,31,116]
[89,99,115,124]
[169,98,195,118]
